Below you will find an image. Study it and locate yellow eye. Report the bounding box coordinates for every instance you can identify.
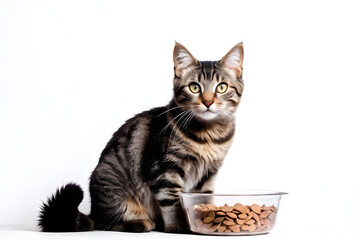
[216,83,228,93]
[189,83,201,93]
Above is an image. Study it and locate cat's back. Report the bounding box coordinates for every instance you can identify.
[98,106,168,163]
[90,106,168,197]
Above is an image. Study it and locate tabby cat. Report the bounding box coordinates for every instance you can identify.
[39,42,244,233]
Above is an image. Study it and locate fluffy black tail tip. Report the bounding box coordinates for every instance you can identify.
[38,183,94,232]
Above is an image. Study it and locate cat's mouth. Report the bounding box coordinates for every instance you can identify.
[196,109,219,120]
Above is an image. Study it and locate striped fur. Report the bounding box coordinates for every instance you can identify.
[38,43,244,233]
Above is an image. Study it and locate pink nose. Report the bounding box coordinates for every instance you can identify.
[203,101,213,108]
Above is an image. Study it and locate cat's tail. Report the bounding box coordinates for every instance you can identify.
[38,183,94,232]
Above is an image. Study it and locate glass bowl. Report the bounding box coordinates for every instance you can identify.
[180,190,287,235]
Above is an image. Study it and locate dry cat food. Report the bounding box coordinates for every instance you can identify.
[192,203,276,233]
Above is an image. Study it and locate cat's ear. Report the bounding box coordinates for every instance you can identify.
[173,43,198,77]
[220,43,244,79]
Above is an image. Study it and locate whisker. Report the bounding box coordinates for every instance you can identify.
[171,109,197,143]
[177,110,193,133]
[159,109,190,135]
[183,110,197,130]
[156,105,192,117]
[185,109,197,128]
[169,109,192,141]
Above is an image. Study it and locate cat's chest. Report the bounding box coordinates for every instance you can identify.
[182,140,233,192]
[190,141,232,162]
[168,122,235,192]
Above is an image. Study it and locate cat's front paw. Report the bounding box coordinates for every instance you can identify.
[164,223,186,233]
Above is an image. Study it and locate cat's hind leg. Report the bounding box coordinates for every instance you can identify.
[108,197,156,232]
[91,196,156,233]
[90,163,157,232]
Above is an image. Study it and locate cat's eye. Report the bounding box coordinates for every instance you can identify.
[189,83,201,93]
[216,83,228,93]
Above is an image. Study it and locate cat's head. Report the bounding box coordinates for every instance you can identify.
[173,43,244,122]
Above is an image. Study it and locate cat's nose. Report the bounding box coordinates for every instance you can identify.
[203,101,213,108]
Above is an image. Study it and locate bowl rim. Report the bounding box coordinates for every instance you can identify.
[180,190,288,197]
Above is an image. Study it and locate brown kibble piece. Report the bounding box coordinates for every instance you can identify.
[217,225,226,232]
[226,212,237,219]
[241,224,250,231]
[223,220,236,226]
[213,217,225,223]
[234,203,243,208]
[251,204,261,214]
[235,205,248,214]
[245,219,255,225]
[216,211,226,216]
[210,223,221,232]
[256,221,261,228]
[238,213,247,219]
[236,218,245,225]
[229,225,241,232]
[224,228,232,233]
[208,212,215,219]
[260,210,271,219]
[202,211,209,218]
[203,216,214,224]
[261,204,268,211]
[253,213,260,222]
[222,205,233,212]
[248,224,256,232]
[245,212,254,221]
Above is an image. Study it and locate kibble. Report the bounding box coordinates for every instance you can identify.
[216,211,226,216]
[217,225,226,232]
[213,217,225,223]
[192,203,276,233]
[229,225,240,232]
[238,213,247,219]
[226,212,237,218]
[251,204,261,214]
[223,220,236,226]
[245,212,254,221]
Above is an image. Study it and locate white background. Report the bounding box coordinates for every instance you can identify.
[1,0,360,239]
